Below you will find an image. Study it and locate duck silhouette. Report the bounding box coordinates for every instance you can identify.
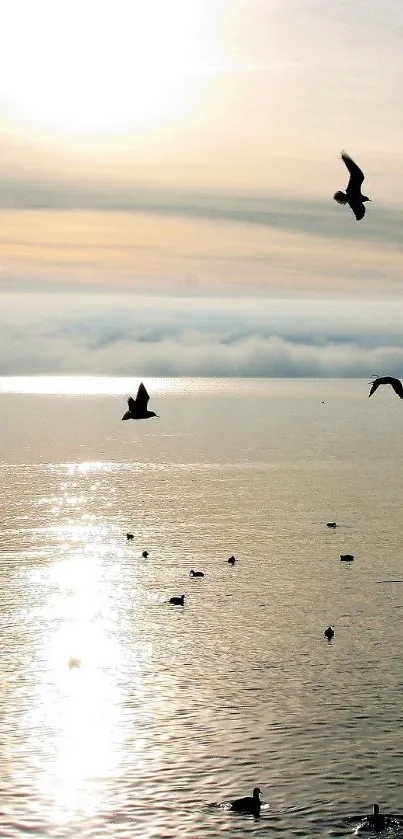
[359,803,386,832]
[334,152,370,221]
[190,570,204,577]
[169,595,185,606]
[324,626,335,640]
[122,383,158,420]
[230,787,262,815]
[227,555,237,565]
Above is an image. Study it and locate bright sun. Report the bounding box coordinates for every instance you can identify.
[0,0,219,135]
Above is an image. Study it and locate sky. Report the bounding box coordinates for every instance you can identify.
[1,0,403,377]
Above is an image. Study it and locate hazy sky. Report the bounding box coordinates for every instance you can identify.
[0,0,402,375]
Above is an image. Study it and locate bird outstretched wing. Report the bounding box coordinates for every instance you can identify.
[127,396,136,412]
[391,378,403,398]
[135,382,150,410]
[341,152,365,188]
[352,202,366,221]
[368,379,381,397]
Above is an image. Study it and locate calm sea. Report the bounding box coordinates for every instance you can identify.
[0,377,402,838]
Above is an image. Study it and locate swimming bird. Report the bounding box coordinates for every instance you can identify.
[230,787,262,815]
[360,804,386,832]
[334,152,370,221]
[126,533,134,541]
[340,554,354,562]
[190,570,204,577]
[324,626,335,640]
[368,376,403,399]
[142,550,149,558]
[122,383,158,420]
[227,555,237,565]
[169,595,185,606]
[326,522,337,528]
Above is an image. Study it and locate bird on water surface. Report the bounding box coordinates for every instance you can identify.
[368,376,403,399]
[169,595,185,606]
[230,787,262,815]
[122,383,158,420]
[359,803,386,832]
[334,152,370,221]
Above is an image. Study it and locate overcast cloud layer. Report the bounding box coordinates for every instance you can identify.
[1,293,403,378]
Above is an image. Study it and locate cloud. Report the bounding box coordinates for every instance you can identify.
[0,179,402,248]
[1,292,403,378]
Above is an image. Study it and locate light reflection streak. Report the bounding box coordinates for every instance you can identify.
[25,514,153,826]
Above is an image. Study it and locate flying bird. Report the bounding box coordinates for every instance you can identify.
[368,376,403,399]
[334,152,370,221]
[122,383,158,420]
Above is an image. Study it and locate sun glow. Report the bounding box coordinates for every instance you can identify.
[0,0,220,135]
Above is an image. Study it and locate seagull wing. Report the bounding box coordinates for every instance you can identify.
[342,152,365,188]
[390,378,403,398]
[351,202,366,221]
[135,382,150,410]
[127,396,136,412]
[368,379,381,397]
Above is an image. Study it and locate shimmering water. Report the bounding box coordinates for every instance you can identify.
[0,377,403,837]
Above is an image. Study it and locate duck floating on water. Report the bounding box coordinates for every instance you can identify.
[340,554,354,562]
[142,550,149,558]
[227,555,237,565]
[324,626,335,640]
[126,533,134,541]
[357,803,387,833]
[230,787,262,815]
[169,595,185,606]
[190,570,204,577]
[326,522,337,528]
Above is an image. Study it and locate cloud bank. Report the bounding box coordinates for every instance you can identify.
[1,292,403,378]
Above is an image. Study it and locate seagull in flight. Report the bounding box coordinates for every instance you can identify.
[334,152,370,221]
[368,376,403,399]
[122,383,158,420]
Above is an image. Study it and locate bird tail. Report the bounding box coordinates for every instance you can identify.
[334,191,348,204]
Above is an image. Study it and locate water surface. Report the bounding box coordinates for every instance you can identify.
[0,378,402,837]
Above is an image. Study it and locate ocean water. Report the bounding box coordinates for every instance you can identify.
[0,377,403,838]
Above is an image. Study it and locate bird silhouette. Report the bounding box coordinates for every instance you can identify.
[169,595,185,606]
[230,787,262,815]
[190,569,204,577]
[334,152,370,221]
[368,376,403,399]
[122,383,158,420]
[324,626,335,640]
[362,804,386,832]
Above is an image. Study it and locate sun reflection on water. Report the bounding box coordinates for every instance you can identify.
[24,511,153,828]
